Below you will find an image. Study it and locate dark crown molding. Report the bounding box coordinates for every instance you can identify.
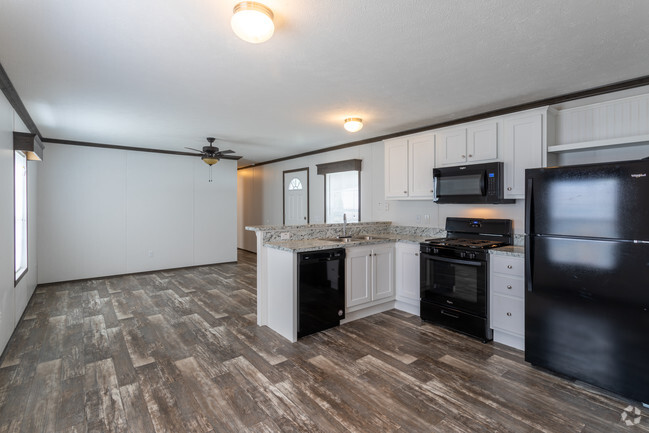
[237,75,649,170]
[1,56,648,167]
[0,61,42,138]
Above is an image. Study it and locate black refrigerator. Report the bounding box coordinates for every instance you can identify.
[525,158,649,404]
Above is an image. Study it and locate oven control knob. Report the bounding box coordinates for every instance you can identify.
[433,248,439,254]
[467,253,475,259]
[460,252,466,258]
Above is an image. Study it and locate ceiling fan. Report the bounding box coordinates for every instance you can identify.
[185,137,242,166]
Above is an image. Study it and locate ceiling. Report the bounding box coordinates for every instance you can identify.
[1,0,648,166]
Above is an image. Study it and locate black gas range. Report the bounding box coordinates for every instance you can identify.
[420,217,513,342]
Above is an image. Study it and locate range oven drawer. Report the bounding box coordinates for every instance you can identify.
[420,301,493,342]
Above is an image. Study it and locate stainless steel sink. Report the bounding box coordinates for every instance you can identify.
[321,237,355,243]
[321,235,387,243]
[353,235,386,240]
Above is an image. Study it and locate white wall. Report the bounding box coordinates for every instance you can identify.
[38,143,237,284]
[0,93,39,355]
[237,140,525,252]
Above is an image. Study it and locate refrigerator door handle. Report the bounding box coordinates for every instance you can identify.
[525,177,533,235]
[525,235,534,292]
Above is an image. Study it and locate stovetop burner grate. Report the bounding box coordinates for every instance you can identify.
[423,237,508,249]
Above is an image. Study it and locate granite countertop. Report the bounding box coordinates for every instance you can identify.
[264,233,427,253]
[490,245,525,257]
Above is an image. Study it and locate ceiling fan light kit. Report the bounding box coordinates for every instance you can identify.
[344,117,363,133]
[231,1,275,44]
[202,155,219,166]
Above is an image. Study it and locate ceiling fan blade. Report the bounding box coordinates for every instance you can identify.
[218,149,235,154]
[220,154,243,160]
[185,147,203,153]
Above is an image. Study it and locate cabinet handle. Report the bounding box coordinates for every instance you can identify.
[507,312,512,317]
[430,190,434,192]
[507,187,512,191]
[468,154,473,158]
[403,190,407,194]
[415,253,419,256]
[507,285,512,289]
[461,155,466,158]
[507,265,513,269]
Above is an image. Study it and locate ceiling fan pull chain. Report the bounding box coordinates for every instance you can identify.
[209,165,213,182]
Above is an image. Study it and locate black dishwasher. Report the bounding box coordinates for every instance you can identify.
[297,248,346,338]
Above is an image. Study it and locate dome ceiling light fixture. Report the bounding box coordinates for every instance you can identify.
[231,2,275,44]
[344,117,363,133]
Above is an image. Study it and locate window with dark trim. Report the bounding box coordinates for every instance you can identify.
[316,159,361,223]
[15,150,27,283]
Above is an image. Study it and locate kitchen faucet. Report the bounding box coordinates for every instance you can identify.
[342,213,347,237]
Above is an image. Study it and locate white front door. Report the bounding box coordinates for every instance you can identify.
[284,169,308,225]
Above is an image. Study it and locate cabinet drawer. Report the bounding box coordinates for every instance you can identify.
[491,274,524,298]
[491,255,524,277]
[492,294,524,335]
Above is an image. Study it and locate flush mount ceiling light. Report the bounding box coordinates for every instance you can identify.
[344,118,363,133]
[231,2,275,44]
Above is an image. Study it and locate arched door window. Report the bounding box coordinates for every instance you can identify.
[288,178,303,190]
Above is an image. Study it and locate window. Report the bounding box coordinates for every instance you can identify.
[15,150,27,282]
[326,171,359,223]
[316,159,361,223]
[288,177,303,190]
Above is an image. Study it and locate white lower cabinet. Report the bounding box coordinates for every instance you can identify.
[346,244,395,312]
[395,243,420,314]
[489,254,525,350]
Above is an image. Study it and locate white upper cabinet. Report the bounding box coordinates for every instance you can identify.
[384,133,435,200]
[467,121,499,162]
[435,127,467,166]
[502,108,552,198]
[384,138,409,198]
[436,121,498,166]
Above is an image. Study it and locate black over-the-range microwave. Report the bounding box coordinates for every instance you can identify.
[433,162,515,204]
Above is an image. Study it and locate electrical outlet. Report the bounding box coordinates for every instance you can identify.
[416,215,421,223]
[424,214,430,225]
[280,232,290,240]
[148,250,154,258]
[384,202,389,211]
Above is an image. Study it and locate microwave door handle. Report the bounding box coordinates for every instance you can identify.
[480,172,486,195]
[432,171,439,202]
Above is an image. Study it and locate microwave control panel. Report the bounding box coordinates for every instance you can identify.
[487,171,497,196]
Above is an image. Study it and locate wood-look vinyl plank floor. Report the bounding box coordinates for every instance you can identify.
[0,249,646,433]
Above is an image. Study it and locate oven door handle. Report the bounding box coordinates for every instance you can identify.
[422,254,483,267]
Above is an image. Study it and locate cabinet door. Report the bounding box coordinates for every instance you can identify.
[395,244,420,301]
[503,113,543,198]
[492,294,525,335]
[467,121,498,163]
[384,138,409,198]
[372,245,395,301]
[435,127,467,166]
[346,247,372,307]
[408,134,435,198]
